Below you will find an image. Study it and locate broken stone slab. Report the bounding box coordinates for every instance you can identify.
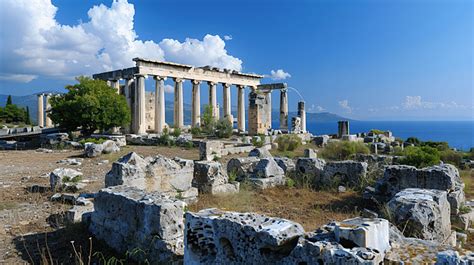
[274,157,295,173]
[193,161,239,195]
[105,152,147,187]
[312,135,329,147]
[199,140,224,161]
[101,140,120,154]
[27,184,50,193]
[227,157,260,181]
[322,161,368,188]
[89,185,185,264]
[334,217,390,253]
[57,158,82,166]
[388,188,451,243]
[184,208,305,264]
[49,168,83,191]
[252,158,285,179]
[303,148,317,158]
[295,157,326,186]
[66,204,94,223]
[249,176,285,190]
[248,147,272,158]
[452,208,474,231]
[50,193,78,204]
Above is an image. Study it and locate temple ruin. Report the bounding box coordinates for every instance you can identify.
[91,58,303,136]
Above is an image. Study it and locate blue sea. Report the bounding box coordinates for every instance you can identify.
[304,121,473,151]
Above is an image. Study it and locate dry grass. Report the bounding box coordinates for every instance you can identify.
[270,142,320,159]
[189,185,364,231]
[460,169,474,200]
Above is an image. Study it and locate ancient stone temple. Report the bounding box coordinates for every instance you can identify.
[93,58,300,136]
[37,93,59,128]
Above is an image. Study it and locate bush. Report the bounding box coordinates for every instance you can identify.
[370,129,385,135]
[79,138,106,145]
[276,134,302,152]
[286,178,295,188]
[251,134,266,148]
[49,76,130,135]
[190,127,201,137]
[157,132,174,147]
[422,141,450,151]
[215,119,233,138]
[201,105,216,135]
[320,141,369,160]
[440,149,463,167]
[406,137,421,146]
[171,127,181,138]
[399,146,440,168]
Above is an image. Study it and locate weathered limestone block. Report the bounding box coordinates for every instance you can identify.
[40,133,69,146]
[193,161,239,195]
[303,148,317,158]
[322,161,368,187]
[274,157,296,173]
[227,157,260,181]
[373,164,465,214]
[436,250,474,264]
[295,157,326,185]
[313,135,329,147]
[388,188,451,242]
[184,208,305,264]
[248,147,272,158]
[252,158,285,179]
[334,217,390,253]
[199,140,224,161]
[84,142,104,158]
[89,186,185,263]
[105,152,147,187]
[101,140,120,154]
[66,204,94,223]
[249,176,286,189]
[105,152,196,200]
[50,168,83,191]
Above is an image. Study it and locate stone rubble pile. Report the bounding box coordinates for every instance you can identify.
[84,140,120,158]
[49,168,84,191]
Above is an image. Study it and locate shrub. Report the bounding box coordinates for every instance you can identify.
[286,178,295,188]
[79,137,106,145]
[228,170,238,182]
[251,134,265,148]
[422,141,450,151]
[406,137,421,146]
[370,129,385,135]
[190,127,201,137]
[157,133,174,147]
[215,119,233,138]
[320,141,369,160]
[399,146,440,168]
[171,127,181,138]
[276,134,302,152]
[440,149,463,167]
[201,105,216,135]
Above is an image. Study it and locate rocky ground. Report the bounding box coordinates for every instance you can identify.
[1,145,473,263]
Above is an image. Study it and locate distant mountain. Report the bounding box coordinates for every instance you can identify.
[0,93,352,125]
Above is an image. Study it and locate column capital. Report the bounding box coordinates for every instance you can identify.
[173,77,183,83]
[236,84,245,89]
[153,76,167,81]
[222,83,231,88]
[191,80,201,85]
[207,81,216,86]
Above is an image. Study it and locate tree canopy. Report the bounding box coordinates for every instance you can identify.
[49,76,130,135]
[0,95,30,124]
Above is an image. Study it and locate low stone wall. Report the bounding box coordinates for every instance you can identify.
[199,140,255,161]
[89,185,186,264]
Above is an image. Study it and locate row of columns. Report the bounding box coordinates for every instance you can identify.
[107,77,290,135]
[37,93,53,128]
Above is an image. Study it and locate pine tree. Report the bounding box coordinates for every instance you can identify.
[25,106,31,125]
[6,95,12,105]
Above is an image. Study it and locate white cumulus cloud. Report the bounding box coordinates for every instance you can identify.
[0,0,243,83]
[269,69,291,80]
[224,35,233,41]
[402,96,470,110]
[338,99,352,113]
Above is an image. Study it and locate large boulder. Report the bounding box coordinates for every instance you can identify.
[252,158,285,179]
[227,157,260,181]
[105,152,147,187]
[50,168,83,191]
[295,157,326,186]
[334,217,390,253]
[89,186,185,264]
[274,157,296,173]
[193,161,239,195]
[322,161,368,188]
[387,188,451,242]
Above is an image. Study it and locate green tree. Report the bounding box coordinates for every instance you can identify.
[201,104,216,135]
[49,76,130,135]
[215,119,233,138]
[6,95,12,106]
[399,146,440,168]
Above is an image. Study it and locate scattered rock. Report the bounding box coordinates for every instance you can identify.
[66,204,94,223]
[322,161,368,187]
[193,161,239,195]
[248,147,272,158]
[274,157,296,173]
[101,140,120,154]
[49,168,83,191]
[84,143,104,158]
[227,157,260,181]
[303,148,317,158]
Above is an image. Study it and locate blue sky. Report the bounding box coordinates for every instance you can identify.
[0,0,472,120]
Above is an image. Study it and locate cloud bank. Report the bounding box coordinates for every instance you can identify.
[0,0,243,83]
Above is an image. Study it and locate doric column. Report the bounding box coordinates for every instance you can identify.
[222,83,232,123]
[237,85,245,132]
[124,78,133,109]
[110,80,120,94]
[154,76,166,133]
[37,94,44,128]
[298,101,306,133]
[266,91,272,127]
[191,80,201,127]
[135,75,146,134]
[207,81,217,118]
[45,94,52,127]
[279,89,288,130]
[174,78,184,128]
